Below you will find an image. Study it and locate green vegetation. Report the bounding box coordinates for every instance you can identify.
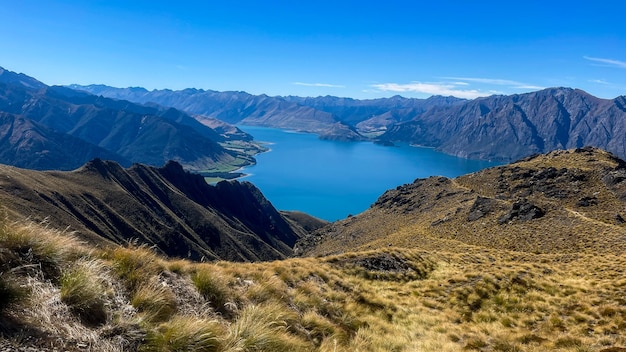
[202,140,268,182]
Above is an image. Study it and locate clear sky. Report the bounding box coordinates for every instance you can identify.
[2,1,626,99]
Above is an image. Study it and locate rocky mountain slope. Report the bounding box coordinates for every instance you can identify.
[298,147,626,257]
[0,159,326,261]
[0,67,260,171]
[382,88,626,161]
[0,111,130,170]
[283,94,465,133]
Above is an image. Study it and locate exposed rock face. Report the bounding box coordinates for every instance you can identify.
[467,196,498,221]
[382,88,626,161]
[0,159,313,261]
[497,199,545,224]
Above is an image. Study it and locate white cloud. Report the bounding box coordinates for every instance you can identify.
[514,85,546,90]
[589,79,610,85]
[441,76,544,90]
[584,56,626,69]
[371,75,547,99]
[293,82,345,88]
[371,82,492,99]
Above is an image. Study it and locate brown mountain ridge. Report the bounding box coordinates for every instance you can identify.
[0,159,326,262]
[298,146,626,257]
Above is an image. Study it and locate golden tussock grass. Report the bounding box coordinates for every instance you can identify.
[2,214,626,351]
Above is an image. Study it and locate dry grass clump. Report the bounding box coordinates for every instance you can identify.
[0,273,29,312]
[141,315,223,352]
[191,266,235,315]
[223,302,309,352]
[103,244,164,292]
[131,277,178,323]
[0,219,86,280]
[59,258,108,326]
[0,218,87,321]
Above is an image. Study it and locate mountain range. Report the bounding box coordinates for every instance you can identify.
[3,67,626,351]
[0,67,261,171]
[69,84,466,141]
[382,88,626,161]
[72,83,626,163]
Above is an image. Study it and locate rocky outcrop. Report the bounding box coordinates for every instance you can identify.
[467,196,498,221]
[497,199,545,224]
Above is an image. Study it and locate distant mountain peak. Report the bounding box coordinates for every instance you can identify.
[0,66,47,90]
[161,159,187,175]
[80,158,126,177]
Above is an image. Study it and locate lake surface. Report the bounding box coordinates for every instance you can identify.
[239,126,500,221]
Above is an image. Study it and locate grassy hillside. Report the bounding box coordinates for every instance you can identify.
[1,217,625,351]
[2,147,626,351]
[0,159,318,262]
[299,147,626,257]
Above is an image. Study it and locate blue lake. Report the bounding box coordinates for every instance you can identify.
[239,126,500,221]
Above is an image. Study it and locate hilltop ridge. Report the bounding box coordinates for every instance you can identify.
[299,147,626,256]
[0,159,326,261]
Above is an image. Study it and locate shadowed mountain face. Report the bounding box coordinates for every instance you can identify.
[382,88,626,161]
[298,147,626,257]
[0,112,130,170]
[0,67,256,171]
[0,159,326,261]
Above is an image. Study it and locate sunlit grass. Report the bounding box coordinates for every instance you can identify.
[2,214,626,351]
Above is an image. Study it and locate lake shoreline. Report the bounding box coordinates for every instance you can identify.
[234,126,501,221]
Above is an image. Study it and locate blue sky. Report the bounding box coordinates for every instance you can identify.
[2,1,626,99]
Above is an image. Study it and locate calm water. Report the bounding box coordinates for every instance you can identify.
[239,126,500,221]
